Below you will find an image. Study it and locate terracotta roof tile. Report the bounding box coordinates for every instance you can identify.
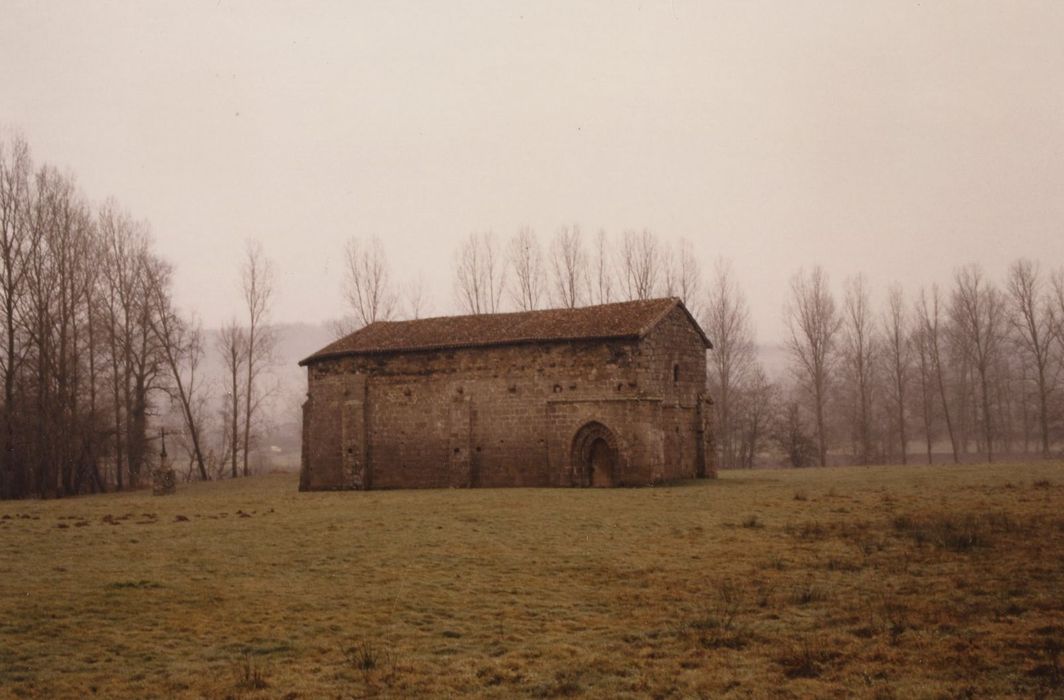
[300,297,709,365]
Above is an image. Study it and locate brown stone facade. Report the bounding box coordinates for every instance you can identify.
[299,300,715,490]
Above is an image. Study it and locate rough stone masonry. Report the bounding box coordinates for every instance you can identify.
[298,297,715,490]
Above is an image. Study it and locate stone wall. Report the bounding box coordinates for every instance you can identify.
[638,305,714,481]
[300,306,712,490]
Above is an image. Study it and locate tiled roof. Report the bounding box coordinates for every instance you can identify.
[300,297,710,365]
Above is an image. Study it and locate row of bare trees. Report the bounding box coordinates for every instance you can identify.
[213,242,277,481]
[776,262,1064,467]
[705,260,1064,469]
[338,227,1064,467]
[336,227,704,334]
[0,134,179,497]
[0,133,277,499]
[453,227,703,316]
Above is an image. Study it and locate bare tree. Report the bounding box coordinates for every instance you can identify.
[1052,268,1064,447]
[950,265,1006,462]
[590,229,613,305]
[508,227,545,311]
[240,240,276,477]
[785,266,841,467]
[703,258,756,468]
[218,318,246,479]
[882,285,911,464]
[454,231,505,315]
[81,221,108,493]
[1054,268,1064,338]
[774,398,819,468]
[916,285,959,463]
[841,274,878,465]
[0,134,32,498]
[549,225,588,309]
[734,365,777,468]
[664,238,702,315]
[1053,265,1064,382]
[342,236,396,328]
[1006,259,1057,457]
[0,133,177,498]
[403,275,429,320]
[911,321,936,464]
[146,260,209,480]
[619,229,660,301]
[98,201,163,490]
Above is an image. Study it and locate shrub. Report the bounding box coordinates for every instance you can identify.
[786,520,828,541]
[825,556,861,572]
[790,582,828,605]
[878,594,909,645]
[766,553,786,571]
[234,651,269,690]
[741,515,763,529]
[891,512,997,552]
[777,637,836,679]
[755,582,775,608]
[342,640,398,687]
[677,579,749,649]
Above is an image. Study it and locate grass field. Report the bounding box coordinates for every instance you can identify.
[0,463,1062,699]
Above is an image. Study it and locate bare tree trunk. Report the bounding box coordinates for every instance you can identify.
[549,225,588,309]
[221,320,243,479]
[842,274,877,465]
[785,266,841,467]
[403,276,429,320]
[619,229,659,301]
[241,241,274,477]
[912,323,936,464]
[231,351,241,479]
[146,260,209,480]
[917,286,959,464]
[664,238,702,316]
[883,285,910,465]
[703,258,755,469]
[1007,259,1055,458]
[950,265,1005,463]
[0,135,32,498]
[342,236,396,327]
[86,291,105,493]
[218,318,246,479]
[507,227,545,311]
[454,232,505,315]
[590,229,613,305]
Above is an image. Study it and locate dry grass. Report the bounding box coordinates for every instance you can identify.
[1,462,1062,698]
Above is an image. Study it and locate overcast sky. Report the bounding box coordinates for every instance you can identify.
[2,1,1062,343]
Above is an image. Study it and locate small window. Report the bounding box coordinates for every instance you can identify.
[673,363,680,384]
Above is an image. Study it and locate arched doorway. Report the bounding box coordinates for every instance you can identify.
[588,438,614,487]
[571,422,619,487]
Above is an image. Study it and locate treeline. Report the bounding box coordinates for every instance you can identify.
[341,229,1064,467]
[0,134,276,499]
[337,227,701,327]
[4,122,1060,497]
[769,263,1064,467]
